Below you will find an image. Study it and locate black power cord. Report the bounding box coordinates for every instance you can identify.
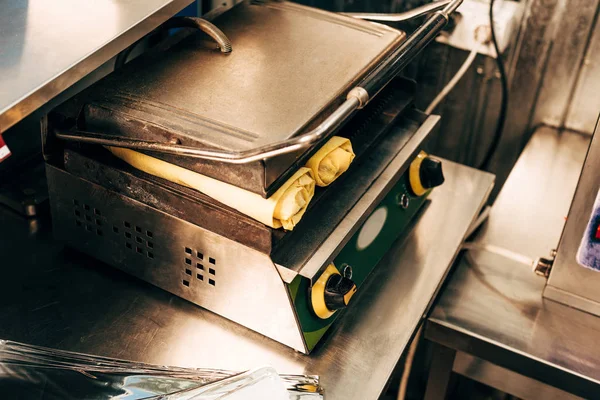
[478,0,509,171]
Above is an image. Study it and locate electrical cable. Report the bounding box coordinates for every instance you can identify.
[461,242,534,267]
[397,324,423,400]
[425,21,493,115]
[425,41,483,114]
[478,0,509,171]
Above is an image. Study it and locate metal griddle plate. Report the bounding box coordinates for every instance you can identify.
[79,0,406,197]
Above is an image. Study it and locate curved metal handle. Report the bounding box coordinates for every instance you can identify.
[55,98,360,164]
[161,17,232,53]
[57,0,461,164]
[342,0,453,22]
[115,17,231,68]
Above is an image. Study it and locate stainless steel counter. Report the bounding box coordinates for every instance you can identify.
[0,0,193,132]
[425,127,599,399]
[0,160,492,399]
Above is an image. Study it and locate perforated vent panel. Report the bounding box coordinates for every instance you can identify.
[183,247,217,288]
[72,199,104,237]
[72,199,155,260]
[118,220,155,259]
[70,194,227,312]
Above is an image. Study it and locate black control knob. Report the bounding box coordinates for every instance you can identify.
[419,157,445,189]
[324,274,357,311]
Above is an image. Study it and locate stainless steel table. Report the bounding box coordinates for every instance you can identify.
[0,160,492,399]
[424,127,599,399]
[0,0,193,132]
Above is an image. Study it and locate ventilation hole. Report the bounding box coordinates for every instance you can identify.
[135,226,142,233]
[96,219,102,226]
[135,236,143,243]
[97,229,103,236]
[147,241,154,248]
[85,215,92,222]
[185,247,192,255]
[209,268,215,275]
[147,230,153,238]
[94,209,101,216]
[125,232,132,239]
[196,263,204,270]
[197,273,203,281]
[147,252,154,259]
[76,220,82,227]
[185,258,192,265]
[136,246,142,254]
[182,280,190,287]
[73,199,79,206]
[74,210,81,217]
[84,204,90,211]
[209,279,216,286]
[126,242,132,249]
[197,251,204,260]
[85,224,92,232]
[113,226,119,233]
[124,221,131,228]
[185,269,192,276]
[209,257,216,265]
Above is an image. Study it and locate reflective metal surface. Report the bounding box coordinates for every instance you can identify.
[0,161,492,400]
[487,0,563,197]
[426,127,600,398]
[453,353,585,400]
[531,0,600,131]
[546,119,600,312]
[0,0,193,132]
[565,21,600,134]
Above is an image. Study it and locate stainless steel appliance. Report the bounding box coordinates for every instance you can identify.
[544,117,600,314]
[44,0,460,353]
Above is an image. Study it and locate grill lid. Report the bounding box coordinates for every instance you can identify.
[76,0,405,196]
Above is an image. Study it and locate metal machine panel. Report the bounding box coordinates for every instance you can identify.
[47,164,307,352]
[565,20,600,134]
[531,0,600,130]
[545,118,600,313]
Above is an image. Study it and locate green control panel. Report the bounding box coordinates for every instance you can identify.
[287,151,443,351]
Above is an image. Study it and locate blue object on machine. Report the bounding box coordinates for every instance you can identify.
[176,1,199,17]
[577,189,600,271]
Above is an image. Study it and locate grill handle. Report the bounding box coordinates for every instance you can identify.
[349,0,462,107]
[55,0,462,164]
[342,0,453,22]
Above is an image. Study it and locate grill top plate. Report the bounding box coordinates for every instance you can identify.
[72,1,406,196]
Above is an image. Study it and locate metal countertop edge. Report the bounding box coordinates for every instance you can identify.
[0,0,194,132]
[425,317,600,397]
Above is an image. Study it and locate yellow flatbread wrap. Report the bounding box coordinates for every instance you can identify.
[305,136,355,187]
[107,147,315,230]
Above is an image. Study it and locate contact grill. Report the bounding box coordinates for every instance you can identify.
[45,0,458,353]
